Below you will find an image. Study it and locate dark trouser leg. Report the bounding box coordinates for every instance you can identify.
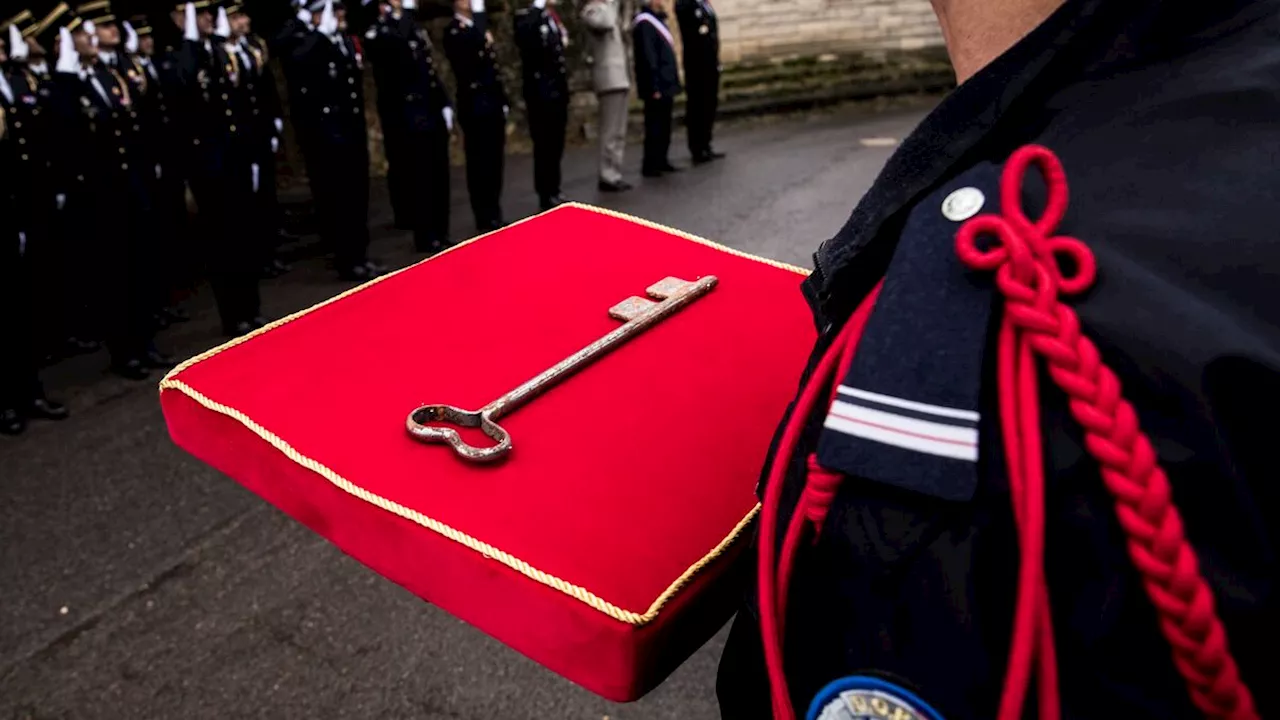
[338,141,372,269]
[0,247,42,409]
[643,98,662,173]
[529,100,568,202]
[643,97,674,172]
[256,152,282,268]
[408,127,452,249]
[383,122,413,229]
[463,113,505,229]
[686,69,720,156]
[308,141,369,272]
[486,114,507,225]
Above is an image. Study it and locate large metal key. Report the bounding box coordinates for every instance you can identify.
[406,275,718,463]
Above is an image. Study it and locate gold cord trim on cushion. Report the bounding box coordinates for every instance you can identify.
[159,203,802,626]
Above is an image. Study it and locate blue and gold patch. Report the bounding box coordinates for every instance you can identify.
[806,676,945,720]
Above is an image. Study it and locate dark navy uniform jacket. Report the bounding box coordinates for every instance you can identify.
[673,0,716,78]
[289,29,367,148]
[442,12,508,121]
[366,7,453,135]
[631,8,679,100]
[717,1,1279,718]
[513,5,569,105]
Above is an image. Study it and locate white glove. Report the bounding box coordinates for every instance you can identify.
[9,24,30,61]
[124,21,139,53]
[403,0,417,8]
[470,0,485,13]
[84,20,96,35]
[442,106,454,131]
[155,163,163,179]
[56,28,80,74]
[55,193,67,210]
[271,136,279,153]
[274,118,284,133]
[318,0,339,35]
[534,0,546,8]
[502,104,509,119]
[251,163,260,193]
[184,3,200,41]
[296,8,312,23]
[215,7,232,38]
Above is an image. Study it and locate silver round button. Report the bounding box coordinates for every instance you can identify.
[941,187,985,222]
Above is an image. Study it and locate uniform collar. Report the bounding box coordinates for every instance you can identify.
[807,0,1280,321]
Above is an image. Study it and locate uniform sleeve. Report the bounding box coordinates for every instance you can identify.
[633,22,658,98]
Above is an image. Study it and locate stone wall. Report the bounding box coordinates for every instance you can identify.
[705,0,943,64]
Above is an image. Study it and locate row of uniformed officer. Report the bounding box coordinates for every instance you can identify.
[1,11,69,434]
[4,1,177,385]
[152,0,268,333]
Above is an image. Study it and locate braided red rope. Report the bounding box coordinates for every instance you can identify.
[956,144,1257,720]
[757,144,1257,720]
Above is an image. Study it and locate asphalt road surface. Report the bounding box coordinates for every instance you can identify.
[0,99,933,720]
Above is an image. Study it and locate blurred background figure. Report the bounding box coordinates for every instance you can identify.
[632,0,678,178]
[580,0,630,193]
[154,0,263,337]
[444,0,508,231]
[514,0,569,211]
[225,2,290,280]
[675,0,721,163]
[0,12,69,435]
[289,0,383,281]
[366,0,455,255]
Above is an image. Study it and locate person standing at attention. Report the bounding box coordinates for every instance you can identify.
[631,0,678,178]
[514,0,569,211]
[444,0,509,232]
[580,0,630,192]
[674,0,721,163]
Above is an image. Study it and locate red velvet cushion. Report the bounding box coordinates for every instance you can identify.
[160,204,816,701]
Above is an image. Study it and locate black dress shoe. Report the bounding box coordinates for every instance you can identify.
[364,259,389,276]
[145,348,177,369]
[659,162,682,173]
[223,320,255,337]
[271,259,291,274]
[111,359,151,381]
[598,180,633,192]
[479,219,508,232]
[251,316,270,329]
[29,397,70,421]
[539,194,568,211]
[337,264,374,282]
[641,168,664,178]
[414,237,449,254]
[694,149,726,163]
[67,337,101,355]
[2,408,26,435]
[164,306,191,323]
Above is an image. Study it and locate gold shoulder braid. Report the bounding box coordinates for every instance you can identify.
[108,68,132,106]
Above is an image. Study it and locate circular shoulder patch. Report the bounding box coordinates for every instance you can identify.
[806,676,945,720]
